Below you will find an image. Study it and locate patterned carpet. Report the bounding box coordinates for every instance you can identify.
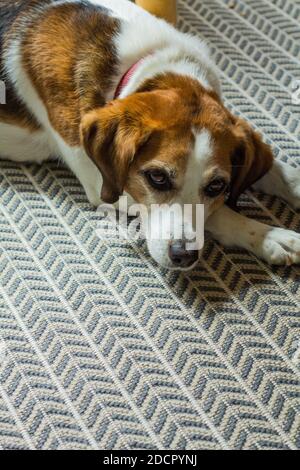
[0,0,300,450]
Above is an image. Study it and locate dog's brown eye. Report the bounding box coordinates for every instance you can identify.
[145,170,173,191]
[204,178,228,198]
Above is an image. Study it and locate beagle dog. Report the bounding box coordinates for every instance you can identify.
[1,0,300,270]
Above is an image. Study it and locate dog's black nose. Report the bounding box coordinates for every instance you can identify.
[168,241,198,268]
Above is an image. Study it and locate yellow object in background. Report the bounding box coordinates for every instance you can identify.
[135,0,177,25]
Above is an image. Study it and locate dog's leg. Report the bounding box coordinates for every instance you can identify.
[252,160,300,209]
[206,205,300,265]
[59,146,103,207]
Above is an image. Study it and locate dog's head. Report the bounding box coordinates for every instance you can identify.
[81,75,273,270]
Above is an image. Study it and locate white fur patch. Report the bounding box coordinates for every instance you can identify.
[143,130,212,268]
[181,129,213,204]
[0,123,53,162]
[89,0,221,99]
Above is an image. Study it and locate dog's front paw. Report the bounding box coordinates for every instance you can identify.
[257,227,300,265]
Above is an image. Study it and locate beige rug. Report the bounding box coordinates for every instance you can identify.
[0,0,299,449]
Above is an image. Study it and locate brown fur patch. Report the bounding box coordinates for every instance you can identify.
[228,118,274,207]
[19,1,120,145]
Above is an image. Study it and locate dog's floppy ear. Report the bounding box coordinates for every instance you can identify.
[80,97,154,204]
[81,90,180,203]
[228,118,274,208]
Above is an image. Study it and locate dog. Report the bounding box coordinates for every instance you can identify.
[1,0,300,270]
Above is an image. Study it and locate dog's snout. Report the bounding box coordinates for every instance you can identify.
[168,241,198,268]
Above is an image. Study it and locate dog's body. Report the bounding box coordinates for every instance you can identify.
[1,0,300,269]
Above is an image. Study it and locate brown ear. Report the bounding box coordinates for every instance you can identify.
[228,118,274,208]
[80,100,153,204]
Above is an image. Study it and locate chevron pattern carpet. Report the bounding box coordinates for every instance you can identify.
[0,0,300,451]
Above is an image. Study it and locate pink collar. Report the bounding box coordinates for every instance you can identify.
[114,58,147,99]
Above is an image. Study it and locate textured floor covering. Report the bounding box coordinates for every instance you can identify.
[0,0,300,450]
